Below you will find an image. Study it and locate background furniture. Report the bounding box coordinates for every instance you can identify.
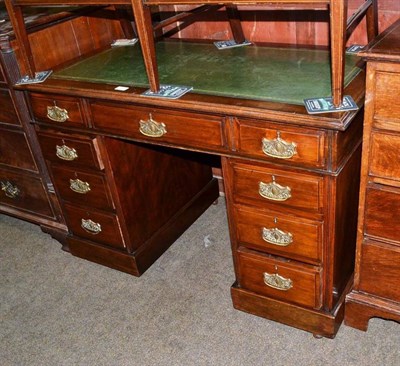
[345,18,400,330]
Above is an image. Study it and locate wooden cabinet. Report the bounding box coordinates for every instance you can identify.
[345,20,400,330]
[0,26,66,236]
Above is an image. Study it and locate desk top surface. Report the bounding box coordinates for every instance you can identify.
[53,41,361,106]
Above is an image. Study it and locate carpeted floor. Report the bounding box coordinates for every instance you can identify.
[1,200,399,366]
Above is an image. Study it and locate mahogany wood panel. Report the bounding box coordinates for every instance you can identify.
[0,88,19,125]
[364,185,400,243]
[0,128,37,171]
[358,240,400,302]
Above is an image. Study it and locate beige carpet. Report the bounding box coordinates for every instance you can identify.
[1,200,399,366]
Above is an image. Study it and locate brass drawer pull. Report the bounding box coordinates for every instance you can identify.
[262,227,293,246]
[139,114,167,137]
[69,178,91,194]
[81,218,101,234]
[1,181,20,199]
[259,176,291,201]
[47,102,69,123]
[262,131,297,159]
[263,270,293,291]
[56,145,78,161]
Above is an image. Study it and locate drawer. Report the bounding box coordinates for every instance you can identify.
[51,165,114,211]
[30,93,87,128]
[63,203,126,250]
[358,240,400,303]
[0,168,53,218]
[0,129,37,171]
[365,185,400,245]
[230,161,323,214]
[90,101,226,152]
[235,118,326,168]
[235,206,322,263]
[369,131,400,182]
[237,249,322,309]
[37,132,104,170]
[0,89,20,126]
[373,68,400,132]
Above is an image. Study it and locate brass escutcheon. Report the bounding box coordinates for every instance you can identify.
[259,176,291,201]
[1,181,20,199]
[263,271,293,291]
[139,114,167,137]
[81,218,101,234]
[262,227,293,246]
[47,102,69,123]
[56,145,78,161]
[69,178,91,194]
[262,131,297,159]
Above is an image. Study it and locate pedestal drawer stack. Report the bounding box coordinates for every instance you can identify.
[345,20,400,330]
[31,92,219,276]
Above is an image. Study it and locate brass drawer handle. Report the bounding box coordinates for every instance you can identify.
[259,176,291,201]
[139,114,167,137]
[56,145,78,161]
[69,178,91,194]
[81,218,102,234]
[262,227,293,246]
[1,181,20,199]
[263,270,293,291]
[47,103,69,123]
[262,131,297,159]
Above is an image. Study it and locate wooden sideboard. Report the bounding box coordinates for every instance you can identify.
[345,19,400,331]
[0,6,67,239]
[2,1,386,338]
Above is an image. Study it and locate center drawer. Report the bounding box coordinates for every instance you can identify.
[90,101,226,152]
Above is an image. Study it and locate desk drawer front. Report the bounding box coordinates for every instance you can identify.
[0,129,37,171]
[365,185,400,245]
[358,240,400,303]
[0,89,19,126]
[231,162,323,213]
[237,249,322,309]
[51,165,114,211]
[37,132,103,170]
[369,132,400,182]
[90,102,226,152]
[0,168,53,217]
[30,93,86,127]
[235,207,322,263]
[63,203,125,249]
[236,119,326,168]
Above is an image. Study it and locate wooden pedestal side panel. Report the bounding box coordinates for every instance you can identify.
[345,20,400,332]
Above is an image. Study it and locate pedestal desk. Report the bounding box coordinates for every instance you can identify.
[3,2,378,337]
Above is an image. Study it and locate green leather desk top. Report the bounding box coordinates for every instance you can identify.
[53,41,362,105]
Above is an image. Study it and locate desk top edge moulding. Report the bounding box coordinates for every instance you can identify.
[1,0,388,338]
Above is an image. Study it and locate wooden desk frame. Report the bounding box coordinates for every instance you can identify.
[5,0,378,106]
